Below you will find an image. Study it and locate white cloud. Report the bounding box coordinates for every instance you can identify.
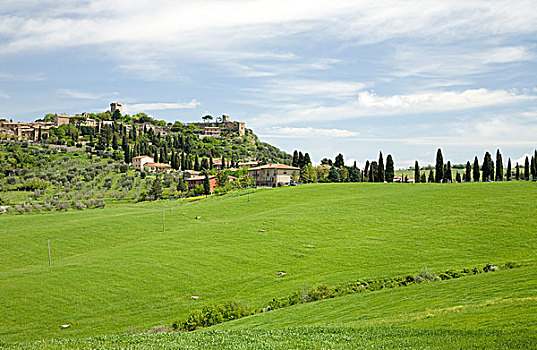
[57,89,118,100]
[127,100,200,113]
[0,72,45,81]
[250,88,537,127]
[0,91,9,99]
[262,126,359,138]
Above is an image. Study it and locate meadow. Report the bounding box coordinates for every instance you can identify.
[1,182,536,347]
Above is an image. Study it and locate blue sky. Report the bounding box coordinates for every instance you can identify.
[1,1,536,167]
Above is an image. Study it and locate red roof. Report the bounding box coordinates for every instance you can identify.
[145,163,171,168]
[248,163,300,171]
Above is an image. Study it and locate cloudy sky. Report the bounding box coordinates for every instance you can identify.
[1,1,536,167]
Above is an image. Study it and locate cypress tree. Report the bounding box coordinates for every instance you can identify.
[112,133,119,150]
[495,149,503,181]
[298,152,304,168]
[201,158,209,170]
[328,166,341,182]
[385,155,395,182]
[123,146,130,164]
[209,154,214,170]
[364,160,370,181]
[455,172,462,183]
[506,158,512,181]
[445,161,452,182]
[524,156,530,180]
[221,155,226,169]
[414,161,420,183]
[515,162,519,180]
[194,154,200,171]
[292,151,299,167]
[369,161,378,182]
[150,175,162,199]
[304,153,312,166]
[531,156,536,180]
[435,149,444,183]
[181,153,186,170]
[465,161,471,182]
[203,173,211,195]
[482,152,491,181]
[428,169,434,183]
[377,151,385,183]
[473,156,480,182]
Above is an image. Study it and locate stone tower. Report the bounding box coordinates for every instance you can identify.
[110,102,123,115]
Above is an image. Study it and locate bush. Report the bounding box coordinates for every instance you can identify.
[414,267,441,283]
[14,204,26,214]
[32,203,42,213]
[56,201,70,211]
[72,200,86,210]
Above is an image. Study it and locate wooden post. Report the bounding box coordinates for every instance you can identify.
[47,240,51,267]
[248,184,250,202]
[162,208,165,231]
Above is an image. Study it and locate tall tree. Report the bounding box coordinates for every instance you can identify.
[473,156,480,182]
[150,175,162,200]
[482,152,492,181]
[221,155,226,170]
[194,154,200,171]
[524,156,530,180]
[364,160,370,181]
[465,161,471,182]
[506,158,512,181]
[292,150,299,167]
[435,148,444,183]
[414,161,420,183]
[515,162,520,180]
[203,173,211,195]
[455,172,462,183]
[369,161,378,182]
[112,133,119,150]
[334,153,344,168]
[377,151,385,183]
[445,161,452,183]
[303,153,312,166]
[495,149,503,181]
[530,156,537,180]
[385,155,394,183]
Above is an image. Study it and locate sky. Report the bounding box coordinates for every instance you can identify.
[1,0,536,168]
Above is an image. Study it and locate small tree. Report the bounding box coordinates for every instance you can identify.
[216,171,229,187]
[524,156,530,180]
[377,151,385,182]
[150,175,162,199]
[515,162,520,181]
[465,161,471,182]
[334,153,344,168]
[291,171,299,183]
[495,149,503,181]
[428,169,434,183]
[203,173,211,195]
[328,166,341,182]
[506,158,512,181]
[413,160,420,183]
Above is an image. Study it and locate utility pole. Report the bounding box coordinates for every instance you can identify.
[162,208,165,231]
[248,184,250,202]
[47,240,51,267]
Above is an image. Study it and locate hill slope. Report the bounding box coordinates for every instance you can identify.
[1,182,536,343]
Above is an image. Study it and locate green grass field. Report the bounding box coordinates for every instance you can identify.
[1,182,536,347]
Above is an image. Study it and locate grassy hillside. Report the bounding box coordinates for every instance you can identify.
[1,182,536,344]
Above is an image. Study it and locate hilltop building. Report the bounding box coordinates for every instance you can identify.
[110,102,122,115]
[132,155,154,170]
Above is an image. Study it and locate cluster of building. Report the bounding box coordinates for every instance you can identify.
[132,155,301,192]
[1,103,247,141]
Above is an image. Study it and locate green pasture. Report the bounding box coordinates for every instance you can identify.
[1,182,536,344]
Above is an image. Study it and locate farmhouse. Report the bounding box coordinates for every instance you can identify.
[186,175,218,193]
[182,170,201,179]
[132,155,154,170]
[144,162,172,173]
[248,164,301,187]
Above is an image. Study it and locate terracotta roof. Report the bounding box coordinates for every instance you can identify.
[145,163,171,168]
[248,163,300,171]
[132,155,153,160]
[183,170,201,174]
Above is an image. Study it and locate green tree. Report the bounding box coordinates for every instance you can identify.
[377,152,385,182]
[524,156,530,180]
[482,152,493,181]
[473,156,480,182]
[465,161,471,182]
[455,172,461,183]
[495,149,503,181]
[531,156,536,180]
[363,160,370,182]
[445,161,452,183]
[291,171,299,183]
[383,155,394,183]
[413,160,419,183]
[428,169,434,183]
[334,153,344,168]
[150,175,162,199]
[194,154,200,171]
[435,149,444,183]
[515,162,520,180]
[300,163,316,183]
[292,150,299,167]
[506,158,512,181]
[112,133,119,150]
[216,171,229,187]
[328,166,341,182]
[203,173,211,195]
[369,161,378,182]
